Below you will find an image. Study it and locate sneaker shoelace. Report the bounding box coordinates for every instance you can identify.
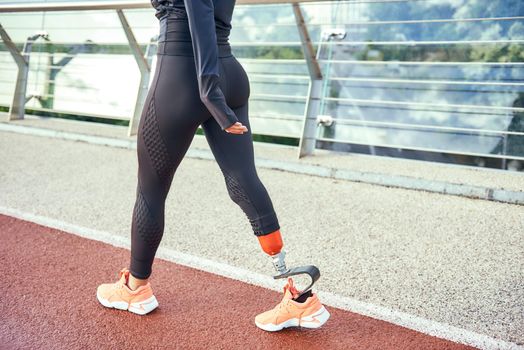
[284,277,301,299]
[274,278,301,313]
[116,268,130,289]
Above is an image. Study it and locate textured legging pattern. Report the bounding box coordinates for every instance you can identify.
[129,51,280,280]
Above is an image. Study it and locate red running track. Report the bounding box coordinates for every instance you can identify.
[0,214,477,350]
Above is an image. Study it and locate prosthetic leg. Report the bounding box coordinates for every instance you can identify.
[257,230,320,299]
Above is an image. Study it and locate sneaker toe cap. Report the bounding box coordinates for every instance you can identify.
[96,283,113,299]
[255,309,277,325]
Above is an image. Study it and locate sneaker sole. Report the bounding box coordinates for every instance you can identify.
[96,292,159,315]
[255,305,331,332]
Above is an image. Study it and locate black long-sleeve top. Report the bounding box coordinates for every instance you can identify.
[150,0,239,130]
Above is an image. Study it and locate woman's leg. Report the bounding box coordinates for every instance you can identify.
[200,102,281,238]
[129,54,201,284]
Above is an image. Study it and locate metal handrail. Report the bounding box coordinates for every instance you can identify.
[248,73,311,80]
[316,137,524,162]
[211,16,524,26]
[224,39,524,46]
[17,105,128,120]
[251,93,308,101]
[3,39,520,46]
[319,60,524,66]
[251,113,303,121]
[329,76,524,87]
[0,0,328,12]
[331,118,524,136]
[325,97,524,113]
[10,55,523,68]
[3,16,523,27]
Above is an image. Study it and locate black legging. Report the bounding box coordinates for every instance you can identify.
[129,18,280,279]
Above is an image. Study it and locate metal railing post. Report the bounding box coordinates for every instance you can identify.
[0,23,30,121]
[292,3,323,159]
[116,9,152,137]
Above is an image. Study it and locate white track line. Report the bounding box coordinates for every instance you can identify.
[0,206,522,350]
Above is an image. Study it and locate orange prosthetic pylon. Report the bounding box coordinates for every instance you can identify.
[257,230,288,275]
[257,229,284,256]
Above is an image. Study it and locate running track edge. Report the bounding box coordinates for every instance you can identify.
[0,206,521,350]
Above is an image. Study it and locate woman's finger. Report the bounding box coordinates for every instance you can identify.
[226,122,248,134]
[231,122,247,130]
[233,126,248,132]
[227,128,245,134]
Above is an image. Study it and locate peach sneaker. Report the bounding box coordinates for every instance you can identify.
[255,277,330,331]
[96,267,158,315]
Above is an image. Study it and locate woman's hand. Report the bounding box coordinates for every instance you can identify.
[225,122,248,134]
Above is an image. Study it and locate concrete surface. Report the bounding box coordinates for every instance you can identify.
[2,114,524,198]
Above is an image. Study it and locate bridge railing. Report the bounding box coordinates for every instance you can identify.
[0,0,523,170]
